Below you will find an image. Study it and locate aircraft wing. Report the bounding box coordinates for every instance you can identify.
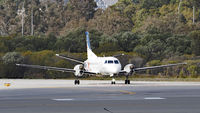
[16,64,75,72]
[16,64,97,75]
[134,62,187,71]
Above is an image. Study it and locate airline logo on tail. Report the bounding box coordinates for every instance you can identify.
[85,31,91,50]
[85,31,97,59]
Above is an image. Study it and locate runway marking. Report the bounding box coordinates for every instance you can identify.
[119,90,136,95]
[144,97,166,100]
[52,98,74,101]
[70,87,136,95]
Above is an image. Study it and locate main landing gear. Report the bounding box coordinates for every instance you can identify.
[74,79,80,85]
[111,78,116,84]
[110,75,130,85]
[125,76,130,84]
[125,80,130,84]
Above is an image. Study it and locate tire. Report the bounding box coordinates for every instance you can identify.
[111,82,115,84]
[128,80,130,84]
[75,80,79,85]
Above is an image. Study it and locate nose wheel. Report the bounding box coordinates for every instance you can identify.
[74,79,80,85]
[111,78,116,84]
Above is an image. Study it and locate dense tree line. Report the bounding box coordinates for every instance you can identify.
[0,0,200,78]
[0,28,199,58]
[1,0,200,35]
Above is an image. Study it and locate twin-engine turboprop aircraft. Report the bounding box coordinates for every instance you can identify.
[17,32,186,85]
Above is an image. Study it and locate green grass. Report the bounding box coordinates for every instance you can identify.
[21,74,200,81]
[78,75,200,81]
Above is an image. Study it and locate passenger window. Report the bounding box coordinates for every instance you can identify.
[104,60,107,64]
[108,60,113,64]
[114,60,119,64]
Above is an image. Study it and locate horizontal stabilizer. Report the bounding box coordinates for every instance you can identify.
[56,54,84,64]
[113,54,125,57]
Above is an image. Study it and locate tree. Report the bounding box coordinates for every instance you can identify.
[178,0,182,15]
[2,52,25,78]
[0,16,7,35]
[165,35,191,57]
[96,34,120,53]
[134,34,169,61]
[140,0,170,9]
[189,30,200,55]
[188,0,200,24]
[112,0,136,19]
[68,0,97,21]
[62,27,86,52]
[88,8,133,35]
[2,52,24,64]
[113,32,139,52]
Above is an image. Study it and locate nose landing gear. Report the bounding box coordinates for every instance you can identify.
[111,78,116,84]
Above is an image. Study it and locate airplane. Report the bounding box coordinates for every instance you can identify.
[16,31,187,85]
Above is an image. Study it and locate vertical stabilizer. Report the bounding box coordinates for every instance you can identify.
[85,32,97,59]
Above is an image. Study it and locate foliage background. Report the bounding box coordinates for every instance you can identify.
[0,0,200,78]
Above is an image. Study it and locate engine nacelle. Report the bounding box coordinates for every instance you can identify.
[74,64,84,77]
[123,64,135,76]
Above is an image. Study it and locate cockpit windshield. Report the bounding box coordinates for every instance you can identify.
[104,60,107,64]
[104,60,119,64]
[114,60,119,64]
[108,60,113,64]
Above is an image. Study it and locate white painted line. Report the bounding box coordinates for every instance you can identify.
[144,97,166,100]
[52,98,74,101]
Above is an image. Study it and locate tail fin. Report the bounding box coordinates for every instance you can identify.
[85,32,97,59]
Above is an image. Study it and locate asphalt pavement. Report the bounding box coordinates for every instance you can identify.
[0,80,200,113]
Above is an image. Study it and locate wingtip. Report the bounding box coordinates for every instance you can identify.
[16,64,20,66]
[55,54,59,56]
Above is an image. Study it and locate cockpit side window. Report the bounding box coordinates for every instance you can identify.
[104,60,107,64]
[108,60,113,64]
[114,60,119,64]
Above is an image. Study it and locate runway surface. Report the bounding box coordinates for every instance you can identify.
[1,81,200,113]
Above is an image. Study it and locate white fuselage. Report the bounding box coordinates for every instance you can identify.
[84,57,122,76]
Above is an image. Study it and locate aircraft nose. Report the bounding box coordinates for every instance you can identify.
[112,65,121,74]
[112,68,118,73]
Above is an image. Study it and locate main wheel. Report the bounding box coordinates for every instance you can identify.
[74,80,77,85]
[125,80,127,84]
[125,80,130,84]
[74,80,80,85]
[111,81,116,84]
